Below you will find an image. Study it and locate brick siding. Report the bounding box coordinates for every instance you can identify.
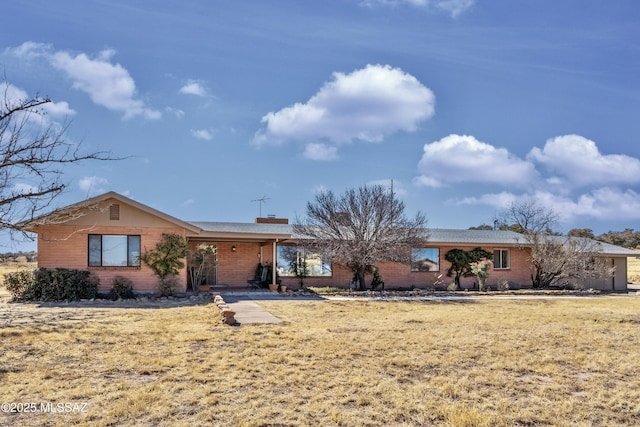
[37,225,188,294]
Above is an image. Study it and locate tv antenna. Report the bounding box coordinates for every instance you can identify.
[251,196,271,217]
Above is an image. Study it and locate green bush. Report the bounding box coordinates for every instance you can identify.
[108,276,135,300]
[140,233,188,296]
[5,268,99,301]
[3,270,36,301]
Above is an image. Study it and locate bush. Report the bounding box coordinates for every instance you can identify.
[5,268,99,301]
[158,276,179,297]
[3,270,36,301]
[140,233,188,296]
[497,280,510,291]
[108,276,135,300]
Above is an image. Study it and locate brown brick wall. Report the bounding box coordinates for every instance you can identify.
[36,224,538,291]
[279,245,534,290]
[215,242,265,286]
[36,225,188,294]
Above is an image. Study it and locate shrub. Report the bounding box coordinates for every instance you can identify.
[3,270,36,301]
[158,276,179,297]
[497,280,510,291]
[140,233,188,296]
[4,268,99,301]
[32,268,99,301]
[370,267,384,290]
[109,276,135,300]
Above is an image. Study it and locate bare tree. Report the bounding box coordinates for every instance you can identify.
[294,185,428,290]
[1,81,112,235]
[498,200,613,288]
[495,200,559,235]
[528,233,614,289]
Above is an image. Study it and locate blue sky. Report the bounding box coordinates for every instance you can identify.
[2,0,639,250]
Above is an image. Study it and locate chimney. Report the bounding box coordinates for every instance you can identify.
[255,216,289,224]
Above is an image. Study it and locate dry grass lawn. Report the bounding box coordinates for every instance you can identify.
[1,289,640,426]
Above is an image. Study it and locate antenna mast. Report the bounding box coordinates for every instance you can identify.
[251,196,271,217]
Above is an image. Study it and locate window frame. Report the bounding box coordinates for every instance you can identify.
[88,234,141,268]
[411,247,440,272]
[493,248,510,270]
[276,245,332,277]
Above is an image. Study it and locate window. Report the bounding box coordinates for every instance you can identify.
[494,249,510,269]
[411,248,440,272]
[276,246,332,277]
[89,235,140,267]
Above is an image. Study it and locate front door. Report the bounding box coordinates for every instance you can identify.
[187,243,217,291]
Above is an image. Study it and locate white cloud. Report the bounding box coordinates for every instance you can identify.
[166,106,185,119]
[412,175,443,188]
[254,64,435,156]
[12,183,39,195]
[0,82,75,123]
[303,143,338,161]
[561,188,640,221]
[433,0,475,17]
[79,176,109,195]
[458,187,640,223]
[415,134,538,187]
[41,100,75,118]
[359,0,475,17]
[10,42,160,120]
[420,133,640,224]
[4,41,51,60]
[179,80,208,97]
[368,178,408,197]
[528,135,640,189]
[458,191,519,209]
[191,129,214,141]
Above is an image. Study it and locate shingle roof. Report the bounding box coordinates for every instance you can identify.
[595,242,639,256]
[185,223,639,257]
[425,228,524,245]
[188,221,292,236]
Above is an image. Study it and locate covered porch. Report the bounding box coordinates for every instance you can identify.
[186,219,291,290]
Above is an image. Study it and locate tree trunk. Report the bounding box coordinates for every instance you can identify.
[454,274,461,290]
[356,268,367,291]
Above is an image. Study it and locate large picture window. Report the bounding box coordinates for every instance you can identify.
[276,246,332,277]
[411,248,440,272]
[493,249,510,269]
[89,235,141,267]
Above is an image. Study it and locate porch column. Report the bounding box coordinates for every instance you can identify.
[272,239,278,286]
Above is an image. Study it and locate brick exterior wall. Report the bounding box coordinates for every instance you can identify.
[33,193,626,292]
[36,224,188,294]
[277,245,534,290]
[215,242,267,286]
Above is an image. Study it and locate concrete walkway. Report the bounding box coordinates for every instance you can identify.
[219,291,325,325]
[226,300,282,324]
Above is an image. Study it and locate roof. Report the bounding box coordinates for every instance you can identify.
[189,221,292,235]
[23,191,202,233]
[425,229,524,245]
[186,224,526,246]
[187,221,291,242]
[28,192,640,257]
[593,242,639,256]
[544,235,640,257]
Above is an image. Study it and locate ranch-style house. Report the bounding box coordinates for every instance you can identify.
[24,192,638,294]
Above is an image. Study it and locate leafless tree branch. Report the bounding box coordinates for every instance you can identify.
[294,185,428,290]
[0,80,116,238]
